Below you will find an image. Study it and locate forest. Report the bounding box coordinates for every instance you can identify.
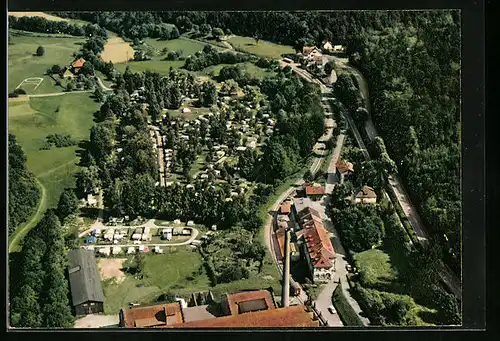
[8,134,41,235]
[9,209,74,328]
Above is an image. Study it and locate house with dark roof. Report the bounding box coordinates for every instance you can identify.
[67,249,105,316]
[335,161,354,184]
[353,185,377,204]
[295,207,336,283]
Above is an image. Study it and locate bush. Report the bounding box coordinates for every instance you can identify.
[40,134,78,150]
[8,92,19,98]
[36,46,45,56]
[14,88,26,95]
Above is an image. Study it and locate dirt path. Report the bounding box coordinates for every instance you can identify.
[100,37,134,64]
[8,178,47,253]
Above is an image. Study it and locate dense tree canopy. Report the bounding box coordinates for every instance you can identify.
[10,210,73,328]
[8,134,41,235]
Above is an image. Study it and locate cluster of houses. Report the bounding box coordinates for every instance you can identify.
[273,160,377,283]
[145,101,275,197]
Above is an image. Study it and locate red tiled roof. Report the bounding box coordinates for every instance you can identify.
[305,185,326,196]
[336,161,354,174]
[302,46,320,55]
[72,57,86,68]
[225,290,276,316]
[299,213,336,268]
[280,202,291,214]
[166,305,320,328]
[122,302,184,328]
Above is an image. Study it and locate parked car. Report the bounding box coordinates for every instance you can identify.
[328,305,337,314]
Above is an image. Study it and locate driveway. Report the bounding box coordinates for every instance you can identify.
[74,314,119,328]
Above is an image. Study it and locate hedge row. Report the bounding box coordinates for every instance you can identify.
[332,282,364,326]
[386,188,420,246]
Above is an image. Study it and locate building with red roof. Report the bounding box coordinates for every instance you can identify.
[335,161,354,184]
[279,201,292,215]
[119,301,184,328]
[221,290,276,316]
[295,207,336,282]
[304,185,326,200]
[166,305,320,328]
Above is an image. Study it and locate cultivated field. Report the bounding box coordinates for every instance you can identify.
[8,30,86,94]
[100,36,135,64]
[227,35,295,59]
[8,12,70,22]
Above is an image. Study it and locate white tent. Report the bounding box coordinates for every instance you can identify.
[182,107,191,113]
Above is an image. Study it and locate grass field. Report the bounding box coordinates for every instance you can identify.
[353,249,398,288]
[8,92,99,252]
[227,36,295,59]
[114,37,207,75]
[8,30,86,94]
[102,246,210,314]
[144,37,207,57]
[202,62,275,80]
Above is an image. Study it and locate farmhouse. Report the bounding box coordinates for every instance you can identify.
[335,161,354,184]
[67,249,105,316]
[295,207,336,283]
[353,185,377,204]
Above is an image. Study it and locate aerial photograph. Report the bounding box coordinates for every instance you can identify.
[7,10,461,328]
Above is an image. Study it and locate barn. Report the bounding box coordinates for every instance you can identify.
[67,249,105,316]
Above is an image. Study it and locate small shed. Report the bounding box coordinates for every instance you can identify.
[186,220,194,227]
[182,107,191,113]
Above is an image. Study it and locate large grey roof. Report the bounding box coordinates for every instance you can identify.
[67,249,105,306]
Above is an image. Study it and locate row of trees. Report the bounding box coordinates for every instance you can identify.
[10,210,74,328]
[8,15,107,38]
[8,134,41,235]
[54,11,179,40]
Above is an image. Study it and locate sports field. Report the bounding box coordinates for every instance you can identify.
[8,93,100,252]
[8,30,86,94]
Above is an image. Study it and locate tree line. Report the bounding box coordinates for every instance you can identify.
[53,11,180,40]
[8,15,107,39]
[8,134,41,235]
[10,210,74,328]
